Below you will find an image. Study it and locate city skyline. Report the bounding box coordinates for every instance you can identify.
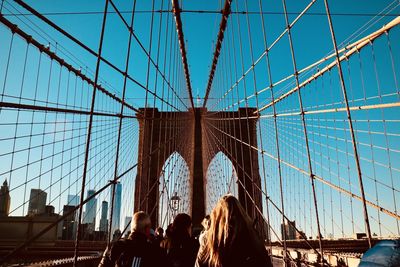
[0,184,127,234]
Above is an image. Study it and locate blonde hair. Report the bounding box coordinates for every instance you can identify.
[131,211,151,233]
[202,195,264,266]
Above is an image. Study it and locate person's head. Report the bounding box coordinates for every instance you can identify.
[203,195,263,266]
[167,213,193,248]
[165,223,173,238]
[201,215,211,231]
[172,213,192,237]
[112,229,122,241]
[131,211,151,236]
[155,227,164,237]
[148,228,156,241]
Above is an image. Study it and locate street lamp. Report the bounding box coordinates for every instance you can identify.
[170,192,181,215]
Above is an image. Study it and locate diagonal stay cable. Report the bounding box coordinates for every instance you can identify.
[0,13,139,114]
[203,122,317,261]
[9,0,183,112]
[204,119,400,221]
[202,0,232,108]
[107,0,189,111]
[171,0,195,110]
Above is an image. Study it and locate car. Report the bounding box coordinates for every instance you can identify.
[359,240,400,267]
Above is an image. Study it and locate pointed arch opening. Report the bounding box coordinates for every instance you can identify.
[205,152,238,215]
[158,152,190,228]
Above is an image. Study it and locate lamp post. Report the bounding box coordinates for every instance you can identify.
[170,192,181,218]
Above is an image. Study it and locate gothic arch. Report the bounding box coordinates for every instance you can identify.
[202,108,263,222]
[158,151,191,227]
[134,108,193,225]
[205,151,238,214]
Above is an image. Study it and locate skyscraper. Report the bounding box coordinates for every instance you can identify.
[67,194,79,206]
[28,189,47,216]
[110,182,122,234]
[83,190,97,226]
[67,194,79,236]
[62,205,76,240]
[281,220,297,240]
[99,201,109,232]
[0,179,10,216]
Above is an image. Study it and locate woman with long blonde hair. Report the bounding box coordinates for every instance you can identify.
[195,195,272,267]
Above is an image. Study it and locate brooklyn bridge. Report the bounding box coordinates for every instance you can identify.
[0,0,399,266]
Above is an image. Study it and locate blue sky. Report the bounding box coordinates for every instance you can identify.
[0,0,399,240]
[2,0,397,104]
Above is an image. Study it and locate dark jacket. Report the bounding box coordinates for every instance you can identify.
[161,235,199,267]
[153,235,164,248]
[99,232,168,267]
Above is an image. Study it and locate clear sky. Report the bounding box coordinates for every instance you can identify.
[0,0,399,240]
[2,0,398,103]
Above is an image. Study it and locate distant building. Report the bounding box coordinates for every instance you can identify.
[281,220,297,240]
[65,195,79,238]
[296,230,306,240]
[78,224,107,241]
[62,205,76,240]
[67,195,79,206]
[28,189,47,216]
[99,201,108,232]
[0,179,11,216]
[79,223,94,240]
[111,183,122,234]
[353,233,367,239]
[83,190,97,227]
[43,205,56,216]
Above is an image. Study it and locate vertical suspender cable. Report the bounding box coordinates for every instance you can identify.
[73,0,109,265]
[280,0,324,262]
[107,0,137,244]
[323,0,372,248]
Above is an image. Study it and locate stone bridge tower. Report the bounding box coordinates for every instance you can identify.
[134,108,263,233]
